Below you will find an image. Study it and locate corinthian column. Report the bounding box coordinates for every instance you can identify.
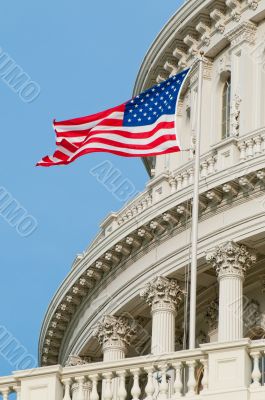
[206,241,256,342]
[93,315,136,361]
[140,276,184,355]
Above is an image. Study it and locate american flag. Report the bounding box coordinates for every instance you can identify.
[37,69,190,167]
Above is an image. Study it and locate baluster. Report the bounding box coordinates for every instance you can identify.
[188,168,194,185]
[182,171,189,187]
[145,366,155,400]
[169,176,177,193]
[172,362,183,399]
[250,351,261,387]
[176,174,182,191]
[137,202,142,213]
[254,136,262,155]
[132,205,137,216]
[62,378,72,400]
[75,377,86,400]
[208,157,215,175]
[200,359,208,393]
[102,372,113,400]
[261,133,265,153]
[117,370,127,400]
[238,142,247,161]
[158,364,168,400]
[246,139,254,158]
[186,360,196,396]
[141,198,147,210]
[1,388,10,400]
[201,161,208,178]
[13,385,21,400]
[146,194,152,207]
[84,382,92,400]
[89,374,99,400]
[127,209,132,219]
[130,368,141,400]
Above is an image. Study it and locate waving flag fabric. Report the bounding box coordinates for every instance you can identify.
[37,69,190,167]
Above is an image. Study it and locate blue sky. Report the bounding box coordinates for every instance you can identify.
[0,0,183,375]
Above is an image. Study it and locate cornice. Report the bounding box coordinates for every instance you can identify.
[133,0,263,97]
[39,148,265,365]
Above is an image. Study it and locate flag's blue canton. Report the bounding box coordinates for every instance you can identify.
[123,69,190,127]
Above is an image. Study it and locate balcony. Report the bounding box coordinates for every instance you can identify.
[1,339,265,400]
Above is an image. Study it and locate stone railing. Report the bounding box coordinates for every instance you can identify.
[0,349,206,400]
[237,128,265,162]
[95,127,265,242]
[249,340,265,389]
[3,339,265,399]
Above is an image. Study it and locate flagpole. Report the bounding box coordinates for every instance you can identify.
[189,53,204,350]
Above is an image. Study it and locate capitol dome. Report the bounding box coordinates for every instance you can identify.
[2,1,265,399]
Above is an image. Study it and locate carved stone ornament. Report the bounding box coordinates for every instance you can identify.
[206,241,257,279]
[230,94,242,136]
[205,298,219,330]
[140,276,184,313]
[65,354,89,367]
[225,21,257,48]
[93,315,137,351]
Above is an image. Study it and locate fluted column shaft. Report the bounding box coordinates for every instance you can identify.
[140,276,184,355]
[207,241,256,342]
[103,343,126,362]
[218,273,243,341]
[151,303,176,354]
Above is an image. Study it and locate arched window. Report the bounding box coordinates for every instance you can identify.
[221,77,231,139]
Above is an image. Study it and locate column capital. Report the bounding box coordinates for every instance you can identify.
[93,315,136,353]
[206,241,256,280]
[140,276,184,313]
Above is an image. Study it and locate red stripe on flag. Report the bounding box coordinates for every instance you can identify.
[53,104,125,126]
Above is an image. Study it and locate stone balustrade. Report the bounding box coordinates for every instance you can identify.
[94,127,265,242]
[2,340,265,399]
[0,350,205,400]
[237,128,265,161]
[249,340,265,389]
